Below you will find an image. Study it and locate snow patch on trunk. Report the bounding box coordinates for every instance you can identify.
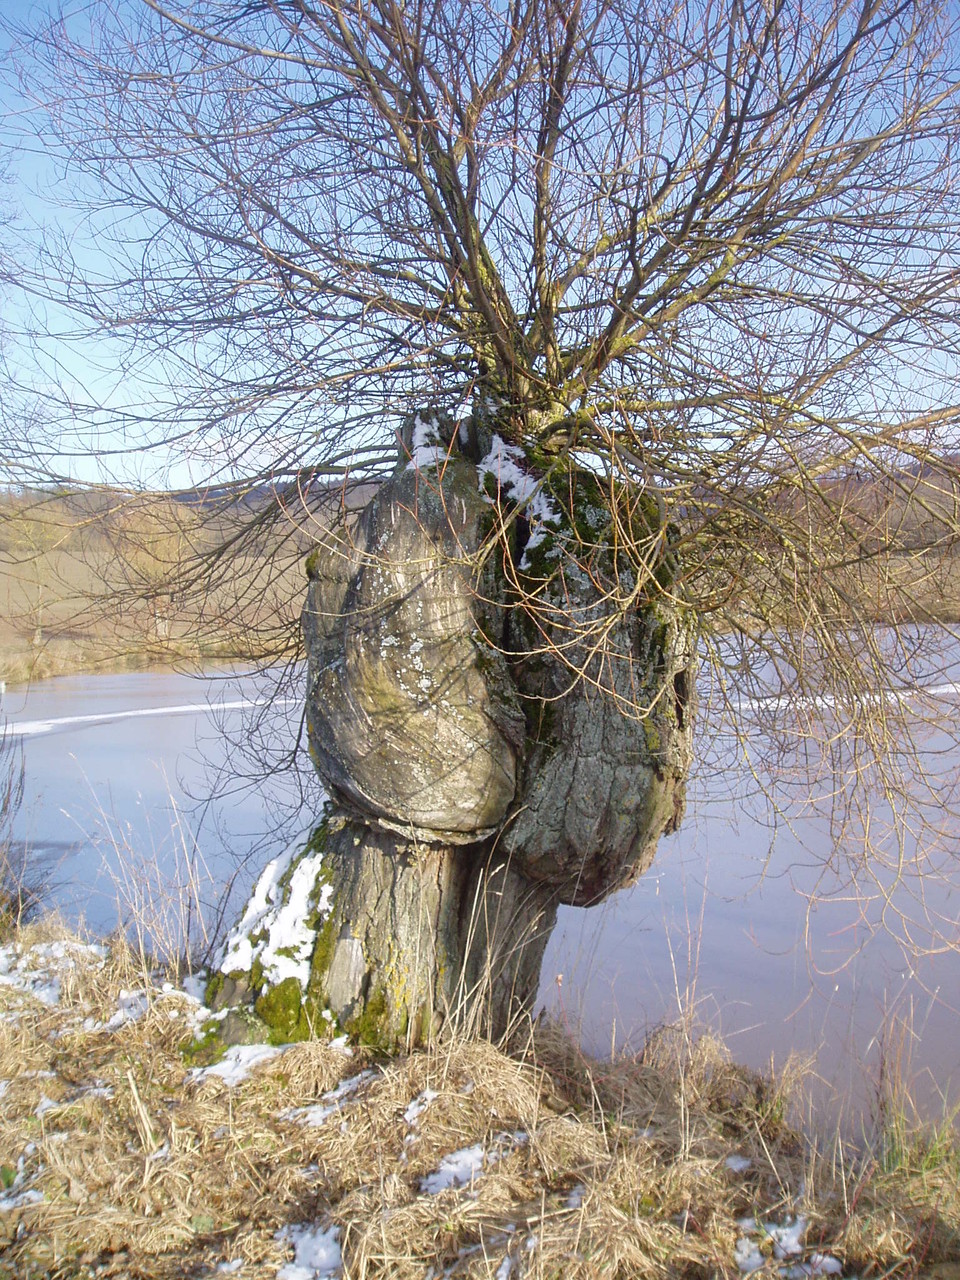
[219,831,332,990]
[477,435,560,568]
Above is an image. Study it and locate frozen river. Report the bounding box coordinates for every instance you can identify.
[4,655,960,1123]
[1,667,311,959]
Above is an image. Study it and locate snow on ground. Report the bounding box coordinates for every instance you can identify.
[276,1222,341,1280]
[0,939,195,1037]
[83,989,150,1032]
[734,1215,844,1276]
[281,1070,377,1128]
[403,1087,438,1125]
[734,1236,765,1273]
[420,1143,486,1194]
[420,1131,527,1194]
[218,832,332,990]
[77,1084,113,1099]
[180,974,208,1003]
[725,1154,752,1173]
[190,1043,292,1087]
[0,939,107,1007]
[0,1187,43,1212]
[0,1154,44,1213]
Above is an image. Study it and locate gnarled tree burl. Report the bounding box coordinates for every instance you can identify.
[213,410,695,1048]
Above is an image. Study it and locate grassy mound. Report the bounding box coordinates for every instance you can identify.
[0,919,957,1279]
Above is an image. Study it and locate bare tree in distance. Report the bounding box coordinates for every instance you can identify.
[11,0,960,1044]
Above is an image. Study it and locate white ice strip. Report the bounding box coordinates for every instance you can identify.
[190,1043,291,1087]
[219,831,332,989]
[744,679,960,713]
[4,697,300,739]
[276,1222,341,1280]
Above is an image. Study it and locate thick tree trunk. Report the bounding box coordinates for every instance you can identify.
[311,821,557,1046]
[209,813,557,1050]
[209,408,695,1052]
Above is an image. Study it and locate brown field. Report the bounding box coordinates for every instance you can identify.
[0,485,337,685]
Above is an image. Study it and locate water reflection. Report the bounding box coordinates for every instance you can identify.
[3,667,315,954]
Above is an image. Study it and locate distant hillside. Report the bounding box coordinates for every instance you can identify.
[0,477,374,685]
[675,455,960,631]
[1,457,958,686]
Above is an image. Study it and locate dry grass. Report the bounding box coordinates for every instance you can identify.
[0,920,957,1279]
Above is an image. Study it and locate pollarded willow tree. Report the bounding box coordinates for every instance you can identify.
[15,0,960,1044]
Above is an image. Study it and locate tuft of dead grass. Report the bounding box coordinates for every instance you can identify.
[0,920,957,1279]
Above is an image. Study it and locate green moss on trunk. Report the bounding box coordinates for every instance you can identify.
[344,984,391,1051]
[254,976,307,1040]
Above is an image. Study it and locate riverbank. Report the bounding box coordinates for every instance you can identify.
[0,635,266,690]
[1,919,958,1280]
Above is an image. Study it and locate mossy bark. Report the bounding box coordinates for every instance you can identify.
[304,820,557,1048]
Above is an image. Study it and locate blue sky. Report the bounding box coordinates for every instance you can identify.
[0,0,240,490]
[2,0,958,494]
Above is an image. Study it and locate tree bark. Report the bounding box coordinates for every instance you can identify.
[212,408,694,1050]
[309,821,557,1046]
